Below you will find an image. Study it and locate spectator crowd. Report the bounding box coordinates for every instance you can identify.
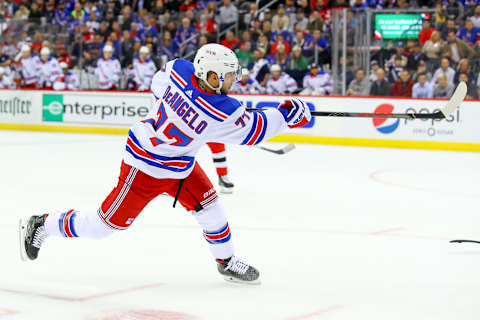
[0,0,479,99]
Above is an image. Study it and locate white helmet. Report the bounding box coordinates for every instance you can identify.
[139,46,149,54]
[193,43,240,94]
[103,45,113,52]
[59,62,68,69]
[270,64,281,72]
[40,47,50,56]
[21,44,30,53]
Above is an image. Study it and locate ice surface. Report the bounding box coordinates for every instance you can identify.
[1,130,479,320]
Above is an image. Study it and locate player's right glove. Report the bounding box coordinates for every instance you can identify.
[278,98,312,128]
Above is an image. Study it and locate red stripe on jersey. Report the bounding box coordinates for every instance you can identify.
[127,138,189,168]
[159,160,189,168]
[171,70,186,87]
[197,97,228,120]
[127,138,157,161]
[246,115,264,145]
[64,209,74,237]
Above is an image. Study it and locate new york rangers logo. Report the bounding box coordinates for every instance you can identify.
[373,104,399,134]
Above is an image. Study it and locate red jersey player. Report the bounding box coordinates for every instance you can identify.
[207,142,234,193]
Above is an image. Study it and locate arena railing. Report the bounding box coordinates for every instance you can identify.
[331,8,437,95]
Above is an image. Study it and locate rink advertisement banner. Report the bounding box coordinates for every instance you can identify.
[41,91,153,126]
[1,90,480,150]
[0,90,38,123]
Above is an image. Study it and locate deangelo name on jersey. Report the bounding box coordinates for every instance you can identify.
[162,85,208,135]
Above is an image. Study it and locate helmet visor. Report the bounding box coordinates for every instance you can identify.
[224,65,242,82]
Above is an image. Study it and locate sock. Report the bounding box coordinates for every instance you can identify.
[44,209,114,239]
[192,201,234,259]
[208,142,228,176]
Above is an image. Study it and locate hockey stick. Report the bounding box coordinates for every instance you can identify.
[450,239,480,244]
[255,143,295,155]
[247,82,467,120]
[314,82,466,119]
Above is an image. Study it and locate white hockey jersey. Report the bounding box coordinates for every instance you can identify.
[123,59,288,180]
[95,57,121,89]
[302,71,333,95]
[251,58,268,80]
[20,55,41,86]
[53,71,81,90]
[39,57,63,87]
[133,57,157,91]
[0,66,15,89]
[0,74,14,89]
[230,78,264,94]
[266,73,298,94]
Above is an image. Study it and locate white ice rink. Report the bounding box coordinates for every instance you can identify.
[1,130,480,320]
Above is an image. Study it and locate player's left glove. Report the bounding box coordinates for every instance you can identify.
[278,98,312,128]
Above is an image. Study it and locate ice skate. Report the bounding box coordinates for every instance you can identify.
[19,214,48,261]
[216,256,260,284]
[218,175,234,194]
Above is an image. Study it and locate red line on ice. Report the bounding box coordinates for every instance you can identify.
[369,169,480,198]
[284,305,344,320]
[0,282,164,302]
[0,309,19,317]
[369,227,405,235]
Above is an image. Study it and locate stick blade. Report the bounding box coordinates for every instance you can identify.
[450,239,480,244]
[256,143,296,155]
[280,143,296,154]
[441,82,467,117]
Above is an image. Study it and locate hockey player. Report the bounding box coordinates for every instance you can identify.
[53,62,80,90]
[266,64,298,94]
[230,68,264,94]
[207,142,234,194]
[133,46,157,92]
[95,45,121,90]
[0,67,15,89]
[300,63,333,95]
[251,48,269,85]
[20,44,311,284]
[39,47,63,89]
[18,44,41,88]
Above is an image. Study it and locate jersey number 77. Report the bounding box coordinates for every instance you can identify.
[149,101,193,147]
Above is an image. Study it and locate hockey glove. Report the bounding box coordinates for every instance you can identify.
[278,98,312,128]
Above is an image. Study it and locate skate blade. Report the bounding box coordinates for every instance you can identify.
[18,219,28,262]
[219,186,233,194]
[222,275,261,285]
